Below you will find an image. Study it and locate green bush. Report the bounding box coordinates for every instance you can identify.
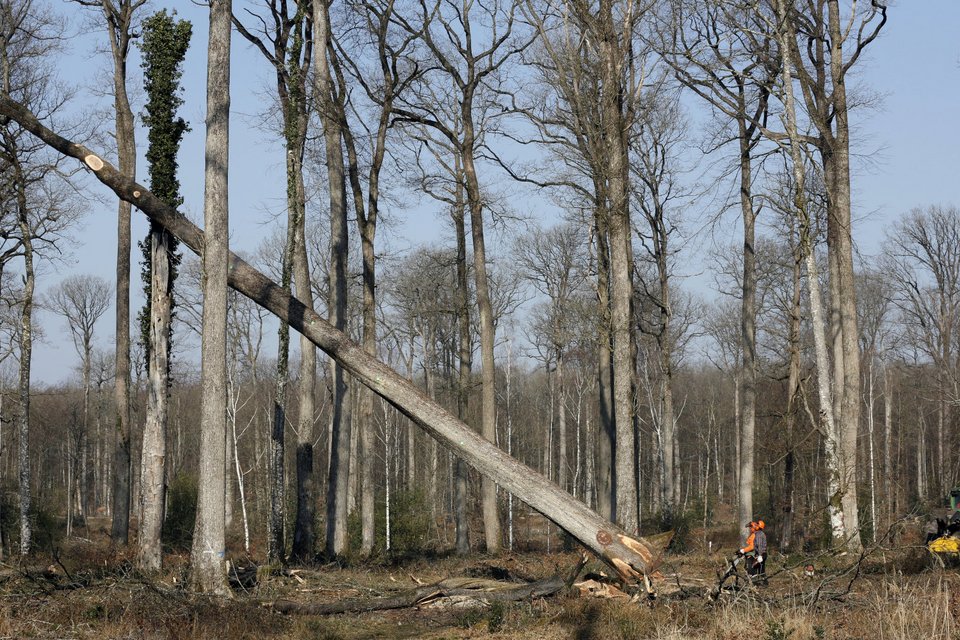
[163,473,197,551]
[346,488,431,559]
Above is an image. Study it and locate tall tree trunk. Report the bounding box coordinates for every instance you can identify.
[138,229,172,571]
[190,0,231,594]
[738,124,757,536]
[775,0,845,546]
[557,352,567,493]
[15,168,33,556]
[315,0,351,558]
[594,205,615,521]
[106,1,137,544]
[781,226,802,551]
[826,0,862,548]
[453,184,471,556]
[461,92,501,553]
[883,364,894,524]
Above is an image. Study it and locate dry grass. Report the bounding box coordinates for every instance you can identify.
[1,541,959,639]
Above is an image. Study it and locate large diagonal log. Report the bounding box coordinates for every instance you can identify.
[0,95,659,584]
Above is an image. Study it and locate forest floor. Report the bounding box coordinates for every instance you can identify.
[0,522,957,639]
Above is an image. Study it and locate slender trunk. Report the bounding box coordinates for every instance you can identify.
[827,0,862,549]
[453,181,471,555]
[866,356,877,540]
[313,0,351,558]
[190,0,231,594]
[557,352,567,493]
[781,223,802,552]
[106,1,136,546]
[884,364,893,524]
[15,165,33,556]
[594,206,614,521]
[600,15,637,529]
[462,93,501,553]
[290,137,316,564]
[775,0,845,544]
[738,123,757,535]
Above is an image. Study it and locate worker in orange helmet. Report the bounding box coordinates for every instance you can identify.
[736,520,768,585]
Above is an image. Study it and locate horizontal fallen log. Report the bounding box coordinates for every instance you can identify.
[269,576,564,615]
[0,94,659,586]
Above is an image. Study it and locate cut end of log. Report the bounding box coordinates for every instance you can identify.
[133,190,141,198]
[84,154,104,171]
[610,557,640,581]
[618,534,653,564]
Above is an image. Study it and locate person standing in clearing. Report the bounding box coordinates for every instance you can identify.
[737,520,768,584]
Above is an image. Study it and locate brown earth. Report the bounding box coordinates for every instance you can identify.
[0,528,956,639]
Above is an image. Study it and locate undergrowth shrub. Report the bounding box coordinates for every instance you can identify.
[348,488,430,559]
[163,473,197,551]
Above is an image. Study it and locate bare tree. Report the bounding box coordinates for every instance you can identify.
[233,0,315,565]
[655,0,777,535]
[392,0,537,551]
[45,274,112,529]
[69,0,147,546]
[885,205,960,495]
[780,0,887,549]
[331,0,420,555]
[515,222,588,496]
[0,0,79,555]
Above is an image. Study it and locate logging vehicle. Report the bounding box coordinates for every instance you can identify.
[926,487,960,559]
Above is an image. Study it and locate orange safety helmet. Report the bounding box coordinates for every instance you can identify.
[756,520,765,530]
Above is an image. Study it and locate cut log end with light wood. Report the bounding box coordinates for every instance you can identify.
[0,94,661,593]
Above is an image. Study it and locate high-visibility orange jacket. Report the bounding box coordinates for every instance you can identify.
[742,531,757,555]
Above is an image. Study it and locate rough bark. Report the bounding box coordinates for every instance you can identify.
[138,230,172,571]
[14,161,33,556]
[314,0,351,559]
[0,94,663,584]
[189,0,231,595]
[600,8,637,531]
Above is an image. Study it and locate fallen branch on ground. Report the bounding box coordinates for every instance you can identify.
[269,554,587,615]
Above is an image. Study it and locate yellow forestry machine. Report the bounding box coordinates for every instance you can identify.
[926,487,960,557]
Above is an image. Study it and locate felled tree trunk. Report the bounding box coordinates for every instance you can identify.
[0,95,661,585]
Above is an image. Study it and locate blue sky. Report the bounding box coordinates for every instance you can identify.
[28,0,960,384]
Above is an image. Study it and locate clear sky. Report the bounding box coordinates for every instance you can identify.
[27,0,960,385]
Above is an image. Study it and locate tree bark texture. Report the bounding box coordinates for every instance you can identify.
[737,126,756,535]
[190,0,231,595]
[0,97,662,583]
[138,228,172,572]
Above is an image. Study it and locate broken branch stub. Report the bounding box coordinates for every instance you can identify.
[0,95,660,584]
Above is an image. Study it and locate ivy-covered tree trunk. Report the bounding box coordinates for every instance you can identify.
[136,10,191,572]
